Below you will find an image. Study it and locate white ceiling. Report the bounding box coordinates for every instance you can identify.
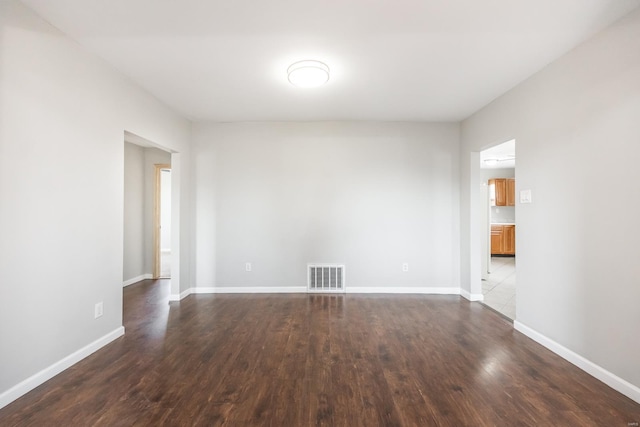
[21,0,640,122]
[481,139,516,169]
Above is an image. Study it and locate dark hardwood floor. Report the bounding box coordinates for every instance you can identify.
[1,280,639,426]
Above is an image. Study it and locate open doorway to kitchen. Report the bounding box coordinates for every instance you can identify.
[480,139,516,319]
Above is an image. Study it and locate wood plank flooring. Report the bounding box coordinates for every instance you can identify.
[1,280,639,426]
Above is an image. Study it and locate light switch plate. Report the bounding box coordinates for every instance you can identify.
[520,189,532,204]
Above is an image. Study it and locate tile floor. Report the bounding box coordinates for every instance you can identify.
[482,256,516,320]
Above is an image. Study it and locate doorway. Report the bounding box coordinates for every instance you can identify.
[479,140,516,319]
[123,131,177,293]
[154,165,171,279]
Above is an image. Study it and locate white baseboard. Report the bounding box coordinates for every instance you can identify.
[122,274,153,287]
[174,286,464,296]
[184,286,308,294]
[170,286,308,299]
[514,321,640,404]
[210,286,308,293]
[168,288,192,301]
[0,326,125,410]
[346,286,460,294]
[175,285,459,298]
[460,289,484,301]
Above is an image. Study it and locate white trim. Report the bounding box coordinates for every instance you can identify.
[0,327,125,410]
[179,286,463,296]
[514,321,640,404]
[122,273,153,287]
[187,286,308,294]
[213,286,308,294]
[460,289,484,301]
[168,288,192,301]
[346,286,460,294]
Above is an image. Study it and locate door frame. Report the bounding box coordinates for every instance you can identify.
[153,164,171,279]
[470,140,517,312]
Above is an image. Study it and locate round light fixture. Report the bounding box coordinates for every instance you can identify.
[287,60,330,88]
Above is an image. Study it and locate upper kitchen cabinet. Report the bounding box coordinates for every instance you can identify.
[506,178,515,206]
[489,178,515,207]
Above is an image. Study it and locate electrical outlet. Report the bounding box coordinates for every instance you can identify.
[245,262,252,272]
[402,263,409,272]
[94,302,103,319]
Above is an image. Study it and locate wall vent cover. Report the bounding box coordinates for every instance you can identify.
[307,264,345,293]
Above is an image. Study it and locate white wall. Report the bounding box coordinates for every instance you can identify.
[480,167,514,181]
[461,8,640,395]
[123,143,146,281]
[489,206,515,224]
[0,0,191,405]
[193,122,460,291]
[160,169,172,251]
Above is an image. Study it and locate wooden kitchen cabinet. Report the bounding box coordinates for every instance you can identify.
[503,225,515,254]
[489,178,515,207]
[506,178,515,206]
[491,224,515,255]
[489,179,506,206]
[491,225,504,254]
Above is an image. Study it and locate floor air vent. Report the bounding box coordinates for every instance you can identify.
[308,264,345,293]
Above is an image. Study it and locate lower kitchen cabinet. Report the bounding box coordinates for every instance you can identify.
[491,224,515,255]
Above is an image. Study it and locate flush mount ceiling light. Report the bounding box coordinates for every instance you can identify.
[287,60,330,88]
